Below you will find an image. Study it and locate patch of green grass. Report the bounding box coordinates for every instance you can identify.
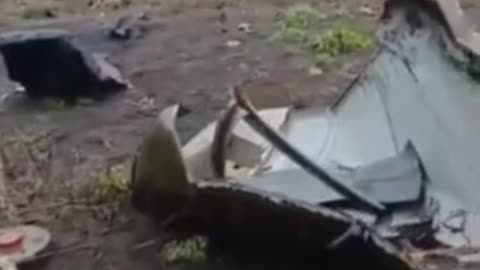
[161,236,208,265]
[273,3,372,70]
[282,3,323,29]
[313,53,335,69]
[310,26,372,57]
[95,164,131,203]
[272,27,308,44]
[273,3,324,44]
[21,6,57,20]
[309,25,371,68]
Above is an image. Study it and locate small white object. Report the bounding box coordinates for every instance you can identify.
[237,22,252,33]
[13,83,24,93]
[226,40,241,48]
[0,225,51,266]
[308,66,324,76]
[359,6,375,16]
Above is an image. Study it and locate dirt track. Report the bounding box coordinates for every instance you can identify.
[0,0,479,270]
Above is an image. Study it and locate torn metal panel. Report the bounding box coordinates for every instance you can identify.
[130,104,415,270]
[131,0,480,268]
[266,89,398,171]
[253,0,480,247]
[182,108,289,179]
[241,142,425,206]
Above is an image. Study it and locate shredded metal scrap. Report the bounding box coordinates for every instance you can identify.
[131,0,480,269]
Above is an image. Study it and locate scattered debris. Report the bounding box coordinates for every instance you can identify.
[359,6,376,16]
[237,22,252,33]
[0,225,51,270]
[109,11,149,40]
[308,66,324,76]
[130,105,412,270]
[131,0,480,269]
[226,40,241,48]
[88,0,132,11]
[0,29,129,105]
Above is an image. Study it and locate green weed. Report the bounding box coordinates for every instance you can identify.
[95,164,130,203]
[161,236,208,265]
[310,26,371,57]
[282,3,323,29]
[274,3,372,69]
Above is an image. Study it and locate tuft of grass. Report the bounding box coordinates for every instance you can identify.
[272,27,308,44]
[161,236,208,265]
[309,25,371,68]
[22,6,57,20]
[273,3,323,44]
[95,164,130,203]
[282,3,323,29]
[273,3,373,70]
[309,26,372,58]
[313,53,335,69]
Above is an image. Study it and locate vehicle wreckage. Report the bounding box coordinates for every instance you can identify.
[130,0,480,269]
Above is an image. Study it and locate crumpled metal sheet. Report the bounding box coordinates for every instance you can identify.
[256,0,480,248]
[131,0,480,268]
[182,107,290,179]
[241,142,425,206]
[131,104,415,270]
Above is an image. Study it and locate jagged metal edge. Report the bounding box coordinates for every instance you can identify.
[332,0,480,109]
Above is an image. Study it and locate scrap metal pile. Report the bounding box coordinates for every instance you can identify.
[130,0,480,269]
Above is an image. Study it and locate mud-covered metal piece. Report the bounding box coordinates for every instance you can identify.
[131,105,194,222]
[0,28,129,104]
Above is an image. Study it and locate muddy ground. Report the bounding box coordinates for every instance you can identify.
[0,1,479,270]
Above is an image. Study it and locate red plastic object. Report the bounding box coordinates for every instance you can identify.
[0,231,24,254]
